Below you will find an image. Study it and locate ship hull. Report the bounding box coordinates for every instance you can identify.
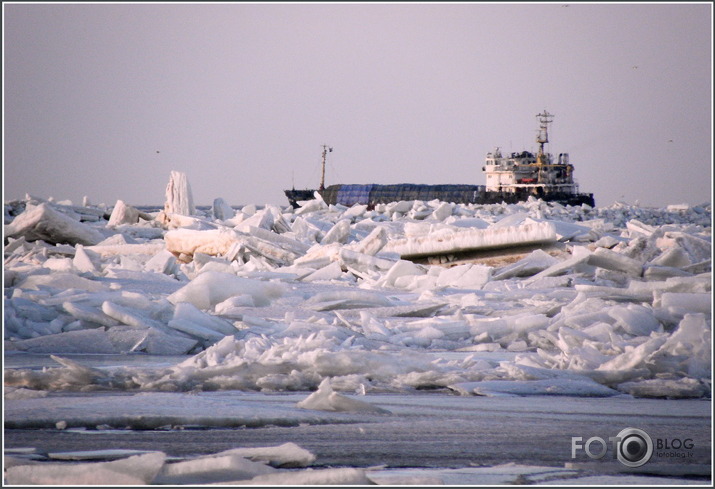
[285,184,595,209]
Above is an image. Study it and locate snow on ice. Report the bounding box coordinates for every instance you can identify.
[3,174,712,484]
[4,173,711,401]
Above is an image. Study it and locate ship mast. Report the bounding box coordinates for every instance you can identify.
[536,110,553,165]
[319,144,332,191]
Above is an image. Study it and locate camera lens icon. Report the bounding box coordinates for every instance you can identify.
[616,428,653,467]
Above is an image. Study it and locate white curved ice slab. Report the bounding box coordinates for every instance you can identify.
[384,221,557,258]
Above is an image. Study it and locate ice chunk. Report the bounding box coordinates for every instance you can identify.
[62,302,119,327]
[106,200,140,227]
[654,313,711,378]
[237,231,303,265]
[247,226,310,255]
[436,263,491,289]
[214,295,255,317]
[431,202,454,221]
[449,217,490,229]
[5,451,166,485]
[247,467,371,486]
[234,208,274,233]
[17,272,107,293]
[165,318,225,343]
[47,449,158,461]
[626,219,657,237]
[294,191,328,215]
[321,219,351,244]
[101,301,170,332]
[341,203,368,220]
[597,335,668,371]
[337,303,445,319]
[5,203,105,246]
[450,378,620,397]
[72,245,101,273]
[669,232,712,263]
[156,453,276,485]
[296,378,390,413]
[42,257,74,272]
[376,260,427,288]
[85,242,165,258]
[617,377,707,398]
[490,212,528,229]
[525,252,591,282]
[492,249,558,280]
[167,271,285,309]
[301,261,344,282]
[143,249,178,275]
[552,220,596,242]
[164,227,241,259]
[651,246,692,268]
[657,292,711,315]
[384,221,557,258]
[347,226,388,256]
[214,442,316,468]
[4,387,49,400]
[607,304,662,336]
[212,197,235,221]
[171,302,238,336]
[164,170,195,216]
[586,247,644,276]
[109,324,198,354]
[338,248,396,274]
[9,329,118,354]
[643,265,692,281]
[304,289,395,311]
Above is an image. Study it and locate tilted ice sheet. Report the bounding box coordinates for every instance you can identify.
[384,221,558,257]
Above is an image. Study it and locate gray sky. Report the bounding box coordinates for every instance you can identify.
[3,2,712,208]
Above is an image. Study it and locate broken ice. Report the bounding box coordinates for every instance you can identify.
[3,172,711,402]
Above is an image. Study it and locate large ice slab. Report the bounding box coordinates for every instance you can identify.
[5,451,166,485]
[155,453,276,485]
[5,203,105,246]
[384,221,557,258]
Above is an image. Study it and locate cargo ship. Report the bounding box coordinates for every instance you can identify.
[285,111,595,208]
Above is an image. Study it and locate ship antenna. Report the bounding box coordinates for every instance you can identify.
[319,144,333,191]
[536,110,554,164]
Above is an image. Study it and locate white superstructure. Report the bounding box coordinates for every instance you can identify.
[483,111,580,195]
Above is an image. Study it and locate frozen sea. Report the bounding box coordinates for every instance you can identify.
[3,179,712,485]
